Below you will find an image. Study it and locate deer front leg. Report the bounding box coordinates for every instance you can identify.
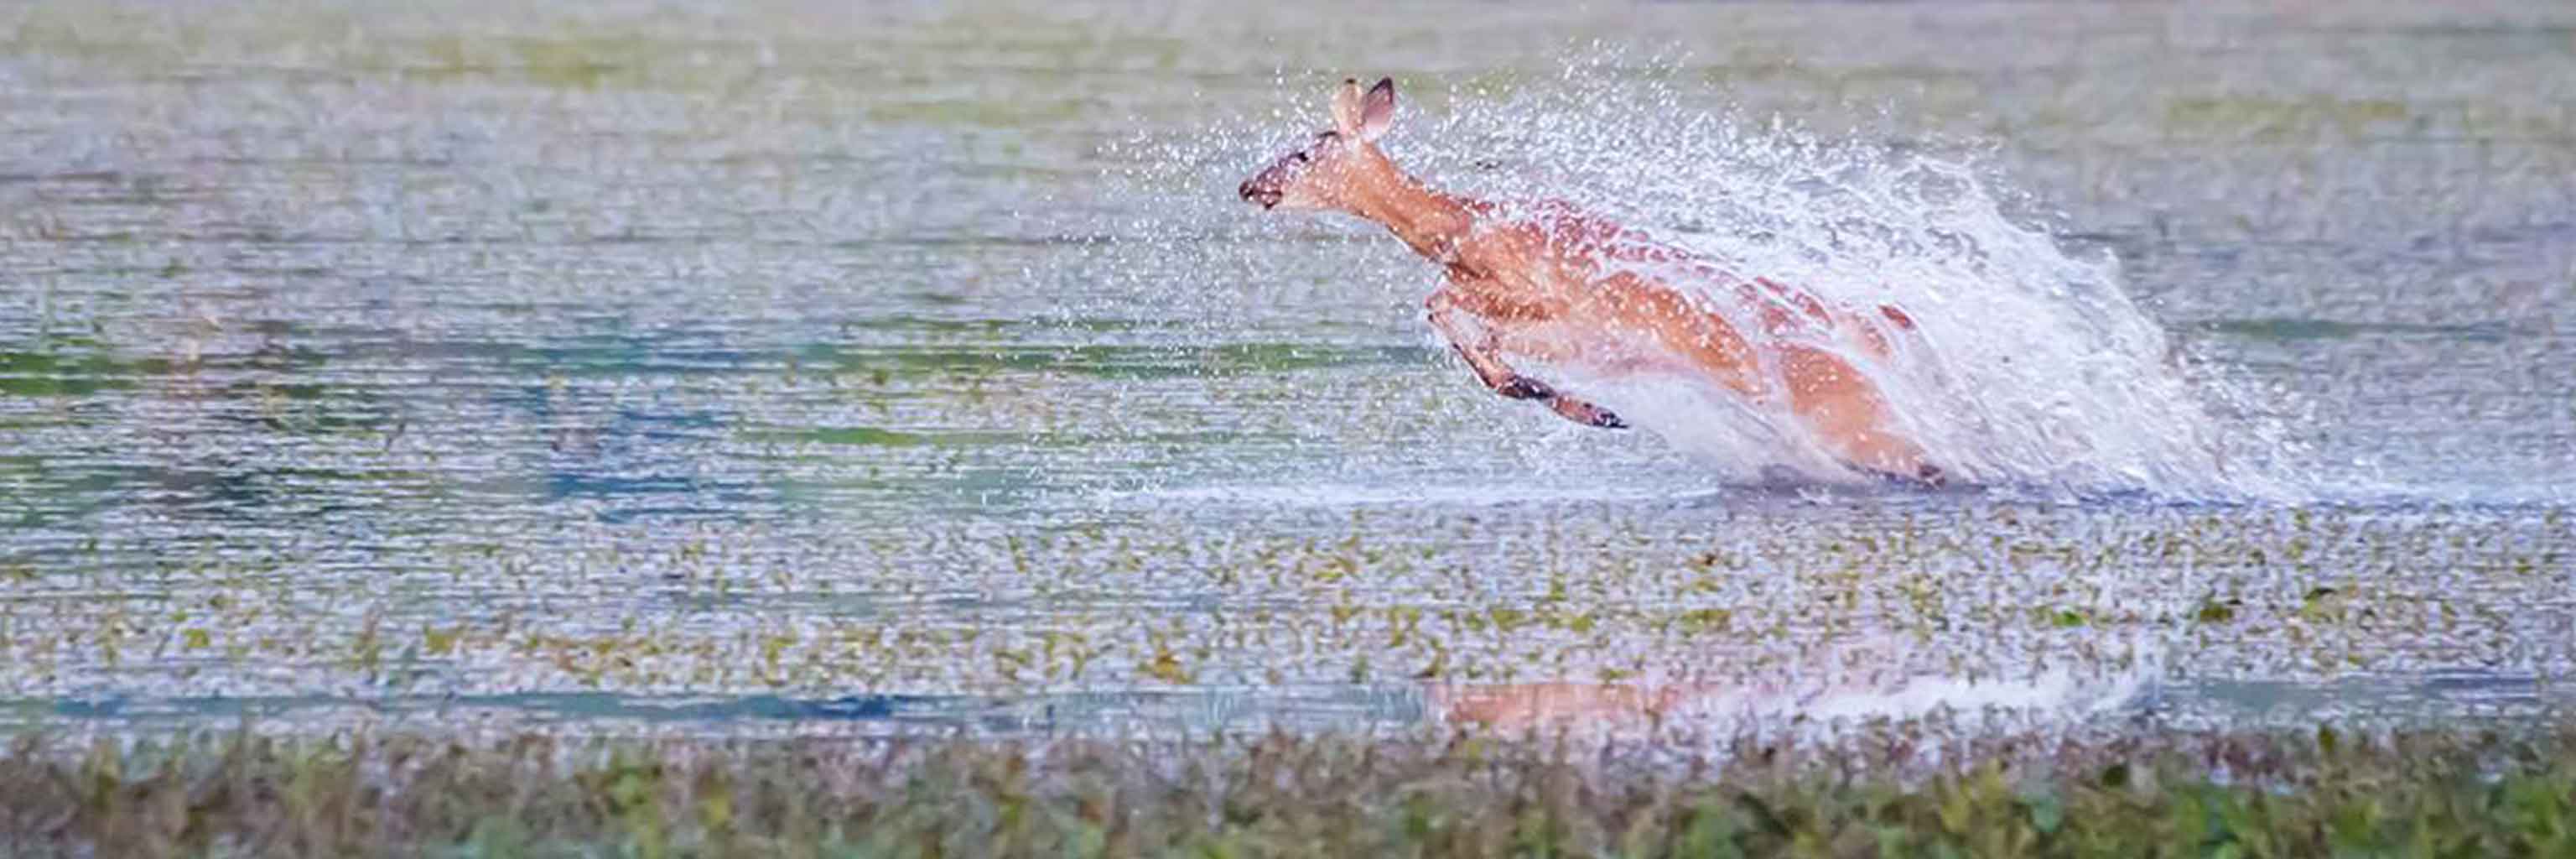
[1426,289,1625,430]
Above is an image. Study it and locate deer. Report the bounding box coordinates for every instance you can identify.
[1239,77,1944,485]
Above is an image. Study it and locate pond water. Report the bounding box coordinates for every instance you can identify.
[2,1,2571,742]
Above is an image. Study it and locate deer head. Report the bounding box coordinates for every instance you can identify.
[1239,77,1400,211]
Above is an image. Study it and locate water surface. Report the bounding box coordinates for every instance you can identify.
[2,1,2572,741]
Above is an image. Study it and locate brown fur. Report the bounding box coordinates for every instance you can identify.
[1244,78,1938,483]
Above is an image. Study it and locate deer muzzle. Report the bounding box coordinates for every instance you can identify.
[1238,175,1283,209]
[1239,154,1307,210]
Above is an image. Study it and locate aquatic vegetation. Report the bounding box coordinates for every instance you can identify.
[0,501,2566,738]
[8,722,2576,856]
[1,8,2571,853]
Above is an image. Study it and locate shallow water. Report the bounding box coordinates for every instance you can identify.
[1,1,2572,741]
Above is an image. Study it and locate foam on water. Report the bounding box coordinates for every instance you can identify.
[1421,62,2298,497]
[1115,54,2302,500]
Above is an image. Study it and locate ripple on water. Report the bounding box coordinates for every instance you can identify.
[0,0,2571,740]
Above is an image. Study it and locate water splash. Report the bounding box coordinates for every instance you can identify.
[1109,55,2302,500]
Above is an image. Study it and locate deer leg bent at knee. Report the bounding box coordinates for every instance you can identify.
[1427,290,1627,429]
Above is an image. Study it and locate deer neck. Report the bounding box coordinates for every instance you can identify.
[1342,162,1478,265]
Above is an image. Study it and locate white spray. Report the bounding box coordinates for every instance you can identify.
[1112,56,2299,499]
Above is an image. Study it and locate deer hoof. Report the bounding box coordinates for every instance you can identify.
[1551,397,1626,429]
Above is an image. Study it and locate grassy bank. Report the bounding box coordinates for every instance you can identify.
[3,723,2573,856]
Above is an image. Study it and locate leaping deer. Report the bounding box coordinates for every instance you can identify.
[1240,77,1943,485]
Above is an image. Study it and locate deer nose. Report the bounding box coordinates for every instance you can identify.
[1239,180,1280,208]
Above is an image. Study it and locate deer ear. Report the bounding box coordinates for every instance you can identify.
[1356,77,1396,142]
[1331,78,1366,137]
